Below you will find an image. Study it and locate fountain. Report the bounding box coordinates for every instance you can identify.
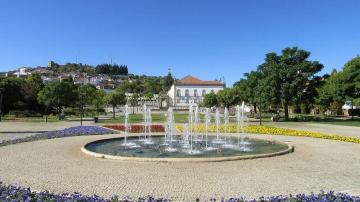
[121,105,139,148]
[193,105,201,141]
[212,108,224,144]
[164,107,177,152]
[83,101,293,161]
[222,107,236,149]
[143,107,154,145]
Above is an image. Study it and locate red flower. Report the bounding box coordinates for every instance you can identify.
[103,124,165,133]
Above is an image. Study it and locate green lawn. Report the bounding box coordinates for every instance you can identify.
[313,119,360,127]
[98,113,207,124]
[1,116,59,122]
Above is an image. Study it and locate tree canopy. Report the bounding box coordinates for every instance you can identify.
[38,81,78,119]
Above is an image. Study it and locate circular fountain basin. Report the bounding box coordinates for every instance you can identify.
[82,134,294,162]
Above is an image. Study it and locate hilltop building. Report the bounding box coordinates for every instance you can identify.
[167,75,224,107]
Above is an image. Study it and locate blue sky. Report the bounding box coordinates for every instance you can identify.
[0,0,359,85]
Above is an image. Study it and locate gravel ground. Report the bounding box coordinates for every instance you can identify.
[0,133,359,201]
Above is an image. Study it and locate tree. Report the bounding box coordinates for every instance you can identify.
[202,92,218,107]
[106,90,126,119]
[93,89,107,116]
[38,81,78,120]
[234,71,261,113]
[129,93,139,114]
[164,72,174,91]
[257,47,323,120]
[77,84,97,125]
[216,88,240,108]
[317,56,360,116]
[0,77,24,114]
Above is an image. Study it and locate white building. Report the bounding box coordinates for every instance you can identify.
[13,67,31,78]
[167,75,224,107]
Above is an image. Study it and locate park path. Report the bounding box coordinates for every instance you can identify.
[264,122,360,138]
[0,121,93,141]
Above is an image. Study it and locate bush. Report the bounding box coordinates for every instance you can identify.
[348,108,360,116]
[8,110,42,117]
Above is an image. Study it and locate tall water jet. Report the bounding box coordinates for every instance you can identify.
[143,107,154,145]
[205,108,217,151]
[164,107,177,152]
[236,104,241,146]
[240,101,250,147]
[224,107,229,142]
[205,108,210,148]
[124,104,129,145]
[121,104,138,148]
[212,108,224,144]
[188,104,194,135]
[235,102,251,151]
[142,104,147,141]
[193,105,201,141]
[182,123,190,148]
[222,107,235,148]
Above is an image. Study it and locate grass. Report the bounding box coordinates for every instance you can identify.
[312,119,360,127]
[98,113,205,124]
[1,115,59,122]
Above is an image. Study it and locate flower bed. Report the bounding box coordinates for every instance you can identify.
[0,182,358,202]
[175,124,360,144]
[103,124,165,133]
[0,126,115,147]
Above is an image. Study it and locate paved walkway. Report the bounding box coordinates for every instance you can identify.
[0,133,359,201]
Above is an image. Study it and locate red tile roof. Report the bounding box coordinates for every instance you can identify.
[175,75,223,86]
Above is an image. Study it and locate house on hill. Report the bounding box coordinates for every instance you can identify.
[167,75,224,107]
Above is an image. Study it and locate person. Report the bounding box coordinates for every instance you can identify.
[271,111,280,122]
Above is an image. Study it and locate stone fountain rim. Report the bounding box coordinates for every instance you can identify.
[81,134,294,163]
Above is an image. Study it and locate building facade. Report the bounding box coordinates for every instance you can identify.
[167,75,224,107]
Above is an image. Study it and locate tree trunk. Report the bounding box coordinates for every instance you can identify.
[253,103,257,113]
[284,103,289,121]
[112,105,115,119]
[259,105,262,125]
[80,106,83,127]
[58,107,62,120]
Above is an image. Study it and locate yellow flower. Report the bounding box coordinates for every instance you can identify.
[175,124,360,144]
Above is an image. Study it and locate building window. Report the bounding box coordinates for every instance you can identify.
[202,90,206,96]
[177,89,181,96]
[194,89,198,97]
[185,89,189,97]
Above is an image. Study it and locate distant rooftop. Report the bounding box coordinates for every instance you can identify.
[175,75,223,86]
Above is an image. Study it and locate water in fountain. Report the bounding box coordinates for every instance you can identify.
[205,108,217,151]
[183,123,201,155]
[121,104,139,148]
[164,107,177,152]
[141,104,148,141]
[188,104,194,136]
[182,123,190,148]
[212,108,224,144]
[143,107,154,145]
[222,107,236,149]
[240,101,251,147]
[235,102,251,151]
[193,105,202,142]
[224,107,229,142]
